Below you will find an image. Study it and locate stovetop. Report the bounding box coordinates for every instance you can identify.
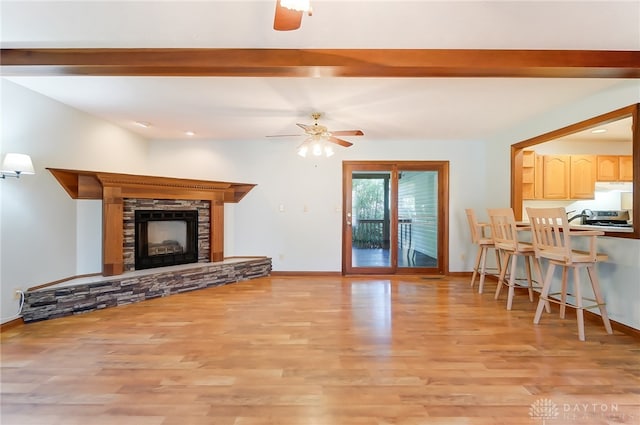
[578,209,631,227]
[586,221,633,228]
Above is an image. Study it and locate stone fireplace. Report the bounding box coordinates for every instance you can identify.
[124,199,210,271]
[23,169,271,323]
[47,168,256,276]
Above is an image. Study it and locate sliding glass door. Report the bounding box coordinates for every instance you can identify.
[343,161,448,275]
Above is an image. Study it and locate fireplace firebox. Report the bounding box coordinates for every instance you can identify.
[135,210,198,270]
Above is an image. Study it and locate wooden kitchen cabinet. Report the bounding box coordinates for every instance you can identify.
[570,155,596,199]
[596,155,619,181]
[542,155,570,199]
[523,153,597,200]
[534,155,543,199]
[619,155,633,181]
[596,155,633,182]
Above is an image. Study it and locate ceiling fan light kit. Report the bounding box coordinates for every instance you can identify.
[280,0,311,12]
[273,0,311,31]
[268,112,364,158]
[297,136,335,158]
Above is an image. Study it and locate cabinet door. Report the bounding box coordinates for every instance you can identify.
[534,155,544,199]
[543,155,570,199]
[570,155,596,199]
[619,155,633,181]
[596,155,619,181]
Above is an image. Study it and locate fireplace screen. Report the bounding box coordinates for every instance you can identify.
[135,210,198,270]
[147,221,186,256]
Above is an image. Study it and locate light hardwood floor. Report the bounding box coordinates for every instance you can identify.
[1,276,639,425]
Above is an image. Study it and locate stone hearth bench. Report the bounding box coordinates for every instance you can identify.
[22,257,271,323]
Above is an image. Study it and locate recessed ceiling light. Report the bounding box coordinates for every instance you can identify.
[591,128,607,134]
[185,131,195,136]
[134,121,151,128]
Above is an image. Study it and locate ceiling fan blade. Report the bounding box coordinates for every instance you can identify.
[273,0,303,31]
[296,123,312,131]
[327,136,353,147]
[330,130,364,136]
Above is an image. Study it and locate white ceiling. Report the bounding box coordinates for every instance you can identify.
[2,1,639,142]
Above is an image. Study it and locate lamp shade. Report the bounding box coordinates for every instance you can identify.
[1,153,35,175]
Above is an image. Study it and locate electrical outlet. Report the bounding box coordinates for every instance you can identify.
[13,288,23,300]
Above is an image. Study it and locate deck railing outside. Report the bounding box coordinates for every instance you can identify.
[352,219,385,248]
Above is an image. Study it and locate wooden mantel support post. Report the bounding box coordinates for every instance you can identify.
[211,200,224,262]
[46,168,256,277]
[103,186,124,276]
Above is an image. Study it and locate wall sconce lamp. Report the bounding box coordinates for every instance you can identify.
[1,153,35,179]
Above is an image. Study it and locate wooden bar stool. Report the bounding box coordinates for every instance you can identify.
[487,208,545,311]
[526,207,613,341]
[465,208,501,294]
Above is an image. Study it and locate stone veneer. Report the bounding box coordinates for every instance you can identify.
[22,257,272,323]
[123,198,210,272]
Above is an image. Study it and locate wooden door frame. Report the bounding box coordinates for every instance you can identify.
[342,160,450,275]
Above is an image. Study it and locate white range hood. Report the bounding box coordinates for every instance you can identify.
[595,182,633,192]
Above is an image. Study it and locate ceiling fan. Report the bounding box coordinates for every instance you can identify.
[267,112,364,157]
[273,0,312,31]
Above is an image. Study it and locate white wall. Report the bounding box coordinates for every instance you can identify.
[147,137,488,272]
[76,200,103,274]
[0,80,149,322]
[486,80,640,330]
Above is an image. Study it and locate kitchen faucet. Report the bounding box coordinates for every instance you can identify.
[568,213,586,223]
[568,209,593,224]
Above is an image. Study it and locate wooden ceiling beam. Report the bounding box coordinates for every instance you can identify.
[2,48,639,78]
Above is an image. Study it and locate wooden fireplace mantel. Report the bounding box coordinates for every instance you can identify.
[47,168,257,276]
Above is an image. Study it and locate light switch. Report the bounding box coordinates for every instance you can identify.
[279,204,285,212]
